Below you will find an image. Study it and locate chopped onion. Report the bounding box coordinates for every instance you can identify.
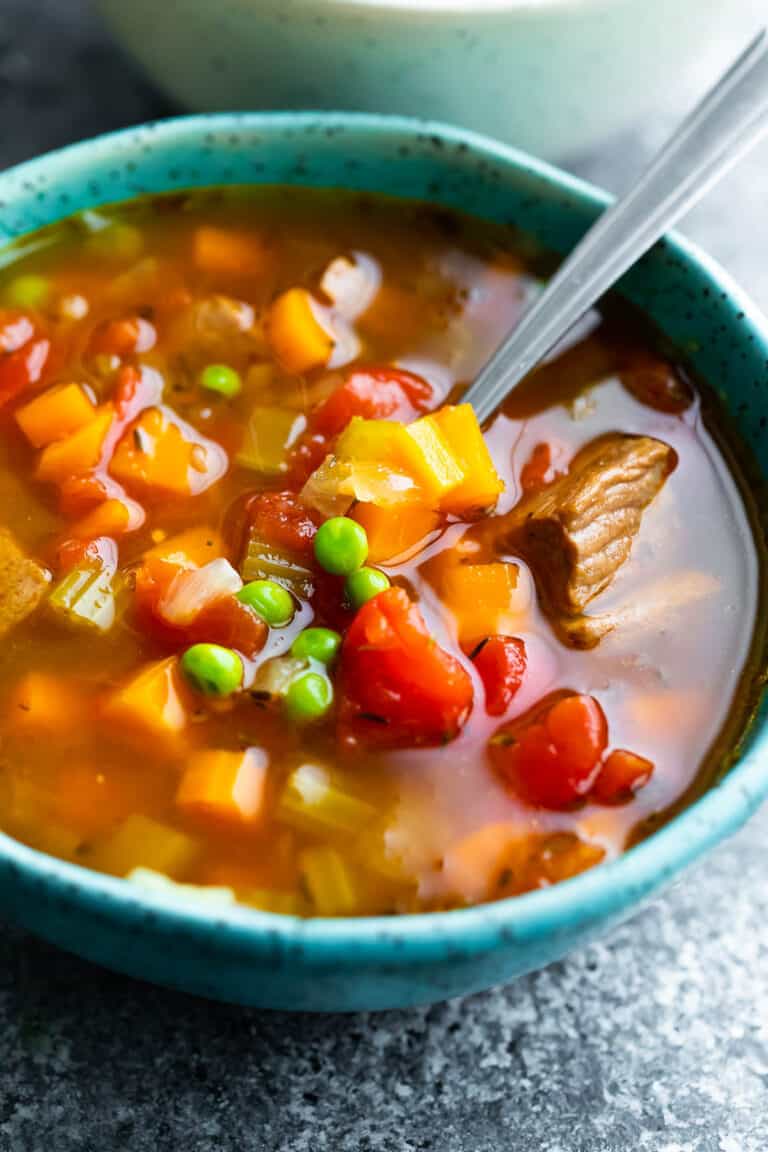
[320,252,381,319]
[159,558,242,626]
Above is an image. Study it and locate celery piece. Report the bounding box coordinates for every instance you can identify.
[236,407,306,474]
[241,532,314,599]
[126,868,236,906]
[48,565,116,633]
[251,656,307,701]
[90,814,198,878]
[299,846,359,915]
[277,763,376,837]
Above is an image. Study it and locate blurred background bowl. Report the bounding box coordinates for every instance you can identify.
[94,0,759,162]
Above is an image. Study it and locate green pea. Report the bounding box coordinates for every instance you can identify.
[6,274,50,310]
[345,566,390,610]
[199,363,242,398]
[180,643,243,697]
[285,671,334,723]
[237,579,295,627]
[313,516,368,576]
[290,627,342,665]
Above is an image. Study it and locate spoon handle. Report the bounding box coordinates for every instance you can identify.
[464,28,768,424]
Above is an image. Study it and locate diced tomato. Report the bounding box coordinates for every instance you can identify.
[89,316,157,359]
[245,490,321,555]
[491,693,608,809]
[312,366,434,438]
[620,354,693,414]
[112,364,164,426]
[0,310,35,355]
[185,595,267,659]
[470,635,527,717]
[592,749,654,805]
[519,442,565,494]
[0,337,50,407]
[58,472,124,516]
[339,586,473,747]
[56,535,117,574]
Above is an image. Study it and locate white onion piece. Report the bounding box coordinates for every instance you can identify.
[159,558,242,626]
[321,252,381,319]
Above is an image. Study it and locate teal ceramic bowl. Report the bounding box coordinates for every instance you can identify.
[0,113,767,1012]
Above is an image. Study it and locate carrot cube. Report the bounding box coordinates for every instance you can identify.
[8,672,86,734]
[442,562,526,643]
[193,226,268,276]
[16,382,96,448]
[267,288,334,375]
[36,407,113,484]
[109,407,226,497]
[143,526,224,567]
[102,656,188,751]
[351,502,439,563]
[176,748,269,826]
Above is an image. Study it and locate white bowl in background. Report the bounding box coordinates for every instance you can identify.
[95,0,759,162]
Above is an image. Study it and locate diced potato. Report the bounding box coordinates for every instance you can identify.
[48,564,116,633]
[16,382,96,448]
[176,748,269,826]
[143,526,224,567]
[36,407,113,484]
[127,867,236,905]
[236,406,306,474]
[90,814,198,878]
[193,226,268,276]
[277,763,376,837]
[102,657,188,751]
[268,288,334,375]
[299,846,359,915]
[431,404,504,512]
[441,562,527,644]
[405,416,465,501]
[351,502,439,563]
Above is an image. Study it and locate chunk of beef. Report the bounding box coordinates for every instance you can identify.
[0,528,50,634]
[505,433,676,617]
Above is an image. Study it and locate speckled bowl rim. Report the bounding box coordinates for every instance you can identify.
[0,111,766,967]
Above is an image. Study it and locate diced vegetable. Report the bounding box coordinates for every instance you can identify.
[491,693,608,809]
[520,441,562,494]
[277,762,375,836]
[470,635,527,717]
[245,490,319,554]
[252,655,308,701]
[285,671,334,723]
[5,274,50,310]
[442,562,526,644]
[102,657,189,749]
[237,579,295,627]
[89,316,156,358]
[592,749,654,804]
[127,867,236,905]
[314,515,368,576]
[110,406,228,497]
[430,404,504,512]
[193,226,267,275]
[345,566,390,609]
[48,563,116,633]
[159,558,242,626]
[299,846,359,915]
[199,363,242,398]
[90,814,197,878]
[268,288,334,374]
[185,593,268,659]
[236,406,306,474]
[69,495,145,539]
[241,532,315,599]
[0,337,50,407]
[143,526,224,567]
[320,252,381,318]
[339,587,473,747]
[176,747,269,826]
[0,527,51,635]
[351,502,439,563]
[301,457,421,518]
[87,222,144,263]
[180,643,243,698]
[443,822,526,904]
[405,415,465,501]
[36,407,113,484]
[16,382,96,448]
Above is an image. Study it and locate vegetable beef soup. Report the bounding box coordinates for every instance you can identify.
[0,187,761,916]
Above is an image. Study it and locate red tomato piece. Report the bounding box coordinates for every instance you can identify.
[55,535,118,574]
[339,586,473,747]
[312,366,434,438]
[89,316,157,359]
[620,355,693,414]
[492,693,608,809]
[245,490,321,555]
[0,337,50,407]
[470,635,527,717]
[0,310,35,355]
[592,749,654,805]
[185,595,267,659]
[112,364,164,426]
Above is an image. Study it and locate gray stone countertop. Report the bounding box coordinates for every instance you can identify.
[1,3,768,1149]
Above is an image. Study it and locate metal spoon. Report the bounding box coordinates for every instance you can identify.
[463,28,768,424]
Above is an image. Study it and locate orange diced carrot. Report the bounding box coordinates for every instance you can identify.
[267,288,334,375]
[16,382,96,448]
[430,404,504,512]
[109,406,227,497]
[176,748,269,826]
[143,526,225,567]
[36,407,113,484]
[102,656,188,752]
[193,226,268,276]
[69,496,145,539]
[8,672,87,735]
[351,502,439,563]
[441,561,527,643]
